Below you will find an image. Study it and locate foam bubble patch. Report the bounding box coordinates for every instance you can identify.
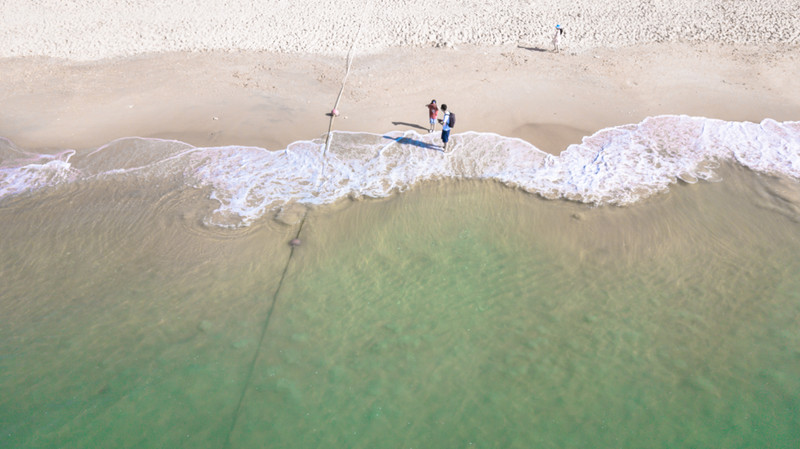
[0,139,77,199]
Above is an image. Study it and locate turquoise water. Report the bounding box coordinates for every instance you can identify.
[1,161,799,448]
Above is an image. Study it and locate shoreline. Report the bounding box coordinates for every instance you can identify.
[1,43,799,155]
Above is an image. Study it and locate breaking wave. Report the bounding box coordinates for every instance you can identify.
[1,115,799,227]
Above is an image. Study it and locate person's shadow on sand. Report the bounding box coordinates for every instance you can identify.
[391,121,428,131]
[383,135,442,151]
[517,45,547,52]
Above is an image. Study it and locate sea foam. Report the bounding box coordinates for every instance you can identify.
[1,116,799,227]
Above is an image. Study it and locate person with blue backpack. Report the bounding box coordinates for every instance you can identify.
[437,103,455,151]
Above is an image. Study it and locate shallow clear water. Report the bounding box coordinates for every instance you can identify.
[2,154,800,448]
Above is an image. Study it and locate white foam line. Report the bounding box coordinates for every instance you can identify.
[82,147,202,180]
[84,136,195,158]
[82,143,265,181]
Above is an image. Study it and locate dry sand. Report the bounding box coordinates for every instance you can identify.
[4,0,800,59]
[1,1,799,154]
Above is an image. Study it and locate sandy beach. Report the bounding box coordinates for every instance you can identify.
[2,43,799,155]
[3,2,800,449]
[2,1,800,154]
[4,0,800,59]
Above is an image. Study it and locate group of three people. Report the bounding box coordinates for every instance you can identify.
[425,99,453,151]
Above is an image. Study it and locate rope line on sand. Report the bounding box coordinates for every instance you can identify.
[222,216,306,449]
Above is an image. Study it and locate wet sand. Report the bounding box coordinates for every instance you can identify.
[2,43,799,156]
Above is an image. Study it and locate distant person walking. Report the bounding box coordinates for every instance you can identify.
[438,104,452,151]
[552,24,565,52]
[426,99,439,133]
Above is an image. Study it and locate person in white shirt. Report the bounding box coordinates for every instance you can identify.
[552,24,565,52]
[438,104,451,151]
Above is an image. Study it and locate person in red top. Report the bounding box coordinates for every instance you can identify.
[426,99,439,133]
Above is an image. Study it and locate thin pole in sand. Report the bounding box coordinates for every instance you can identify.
[316,4,371,191]
[323,5,370,156]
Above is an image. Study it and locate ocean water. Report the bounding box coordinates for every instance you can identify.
[1,116,799,448]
